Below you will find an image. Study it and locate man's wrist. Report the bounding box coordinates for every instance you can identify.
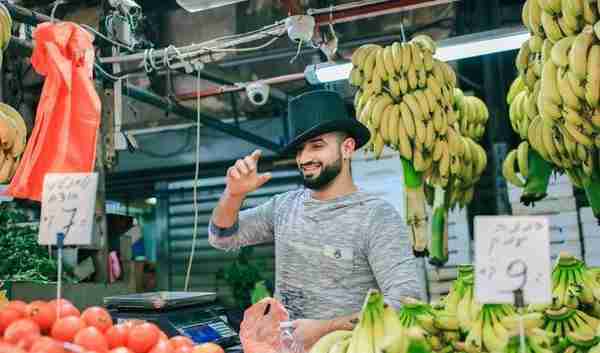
[224,187,247,201]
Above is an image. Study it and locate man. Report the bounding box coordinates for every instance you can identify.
[209,90,422,349]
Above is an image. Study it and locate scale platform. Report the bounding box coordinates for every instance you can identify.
[104,292,241,351]
[104,291,217,310]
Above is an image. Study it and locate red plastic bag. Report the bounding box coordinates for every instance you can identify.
[8,21,100,201]
[239,297,290,353]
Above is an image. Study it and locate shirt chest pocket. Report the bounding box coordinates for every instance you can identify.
[320,245,355,287]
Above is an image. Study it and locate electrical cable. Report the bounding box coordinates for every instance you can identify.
[184,64,202,292]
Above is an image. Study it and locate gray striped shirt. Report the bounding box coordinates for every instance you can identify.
[209,188,423,320]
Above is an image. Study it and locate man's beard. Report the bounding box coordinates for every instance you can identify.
[300,156,343,190]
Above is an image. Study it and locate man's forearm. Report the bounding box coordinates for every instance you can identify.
[211,190,245,228]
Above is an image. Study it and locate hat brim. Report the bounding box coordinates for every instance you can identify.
[280,119,371,156]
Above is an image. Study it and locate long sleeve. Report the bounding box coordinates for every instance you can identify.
[365,202,424,308]
[208,196,276,251]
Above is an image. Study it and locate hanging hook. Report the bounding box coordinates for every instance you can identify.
[50,1,65,23]
[400,14,407,43]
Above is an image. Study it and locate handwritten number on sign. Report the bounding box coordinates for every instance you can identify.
[62,208,77,236]
[501,259,528,293]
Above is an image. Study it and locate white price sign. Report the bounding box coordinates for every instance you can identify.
[474,216,551,305]
[39,173,98,246]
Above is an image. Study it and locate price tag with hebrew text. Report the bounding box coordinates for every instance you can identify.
[474,216,551,305]
[39,173,98,246]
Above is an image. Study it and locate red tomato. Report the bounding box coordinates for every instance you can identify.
[25,301,56,332]
[149,340,174,353]
[30,336,65,353]
[74,327,109,353]
[0,341,24,353]
[48,299,81,318]
[105,324,130,349]
[81,307,113,333]
[127,323,159,353]
[110,348,135,353]
[15,331,40,351]
[168,336,194,350]
[5,301,27,315]
[51,316,87,342]
[0,309,23,334]
[3,319,40,344]
[173,346,193,353]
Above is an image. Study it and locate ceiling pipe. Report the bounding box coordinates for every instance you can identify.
[311,0,457,26]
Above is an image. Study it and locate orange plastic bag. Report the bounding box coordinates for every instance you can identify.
[239,297,290,353]
[8,21,100,201]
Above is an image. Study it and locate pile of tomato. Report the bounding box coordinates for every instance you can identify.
[0,299,226,353]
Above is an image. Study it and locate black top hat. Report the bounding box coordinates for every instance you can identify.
[280,90,371,156]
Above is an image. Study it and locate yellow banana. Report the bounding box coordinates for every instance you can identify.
[391,41,403,74]
[375,48,389,81]
[398,117,413,160]
[348,67,363,87]
[542,38,555,63]
[529,0,545,36]
[570,26,596,80]
[507,76,526,105]
[562,0,583,17]
[371,94,394,129]
[551,36,575,67]
[373,132,385,159]
[565,121,594,146]
[388,104,401,147]
[559,16,578,36]
[399,101,416,139]
[401,42,412,74]
[585,45,600,108]
[424,88,439,114]
[388,75,401,98]
[413,147,426,171]
[433,138,444,162]
[404,93,425,122]
[407,63,418,91]
[557,66,581,110]
[583,0,598,24]
[567,69,587,99]
[433,105,444,134]
[418,67,428,89]
[382,45,396,78]
[541,59,562,105]
[523,0,531,30]
[351,44,379,68]
[541,11,564,42]
[442,61,457,88]
[414,89,431,116]
[309,330,353,353]
[414,115,427,149]
[424,120,435,151]
[518,141,530,178]
[431,60,445,86]
[539,0,562,14]
[516,40,531,73]
[503,149,525,187]
[410,42,424,71]
[427,75,443,102]
[379,103,395,144]
[530,34,545,53]
[362,48,379,82]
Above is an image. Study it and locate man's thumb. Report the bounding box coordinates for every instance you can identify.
[257,172,272,186]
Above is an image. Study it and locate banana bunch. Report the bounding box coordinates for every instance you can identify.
[540,306,600,352]
[450,304,515,353]
[0,103,26,184]
[309,330,354,353]
[503,328,555,353]
[453,89,489,142]
[510,0,600,221]
[350,34,459,259]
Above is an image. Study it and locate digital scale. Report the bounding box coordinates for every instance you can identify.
[104,292,241,351]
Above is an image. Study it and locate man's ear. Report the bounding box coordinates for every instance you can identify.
[342,137,356,158]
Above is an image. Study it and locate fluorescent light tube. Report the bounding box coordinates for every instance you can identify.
[305,26,530,84]
[176,0,247,12]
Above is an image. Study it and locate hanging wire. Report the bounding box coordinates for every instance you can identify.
[184,64,203,292]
